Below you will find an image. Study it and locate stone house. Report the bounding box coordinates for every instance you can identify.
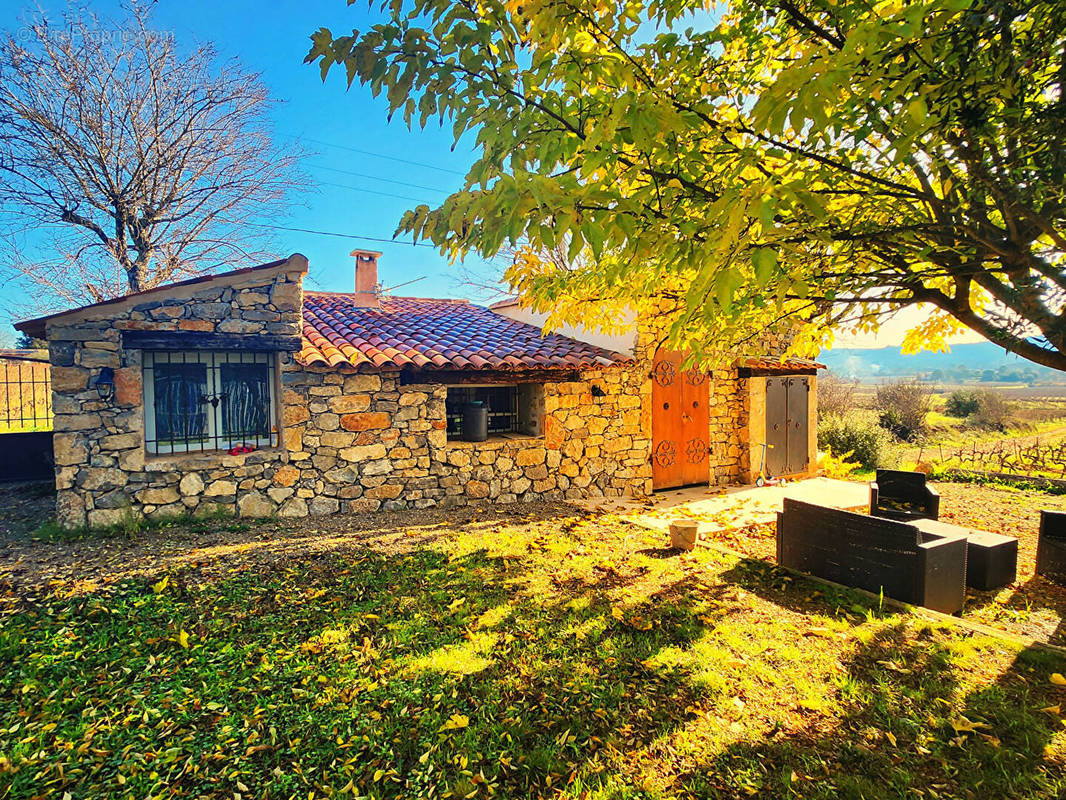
[16,251,822,529]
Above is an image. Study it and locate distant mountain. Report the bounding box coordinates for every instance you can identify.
[819,341,1066,383]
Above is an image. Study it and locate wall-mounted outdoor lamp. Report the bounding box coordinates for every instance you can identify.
[94,367,115,402]
[591,385,607,398]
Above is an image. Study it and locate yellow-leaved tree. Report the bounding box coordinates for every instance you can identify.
[308,0,1066,368]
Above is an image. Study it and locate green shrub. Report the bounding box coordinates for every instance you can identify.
[971,389,1013,430]
[818,413,893,470]
[945,389,981,417]
[874,380,932,441]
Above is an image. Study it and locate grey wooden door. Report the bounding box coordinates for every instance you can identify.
[765,377,788,477]
[786,376,810,474]
[763,375,809,477]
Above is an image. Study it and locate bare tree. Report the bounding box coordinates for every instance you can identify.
[0,3,301,308]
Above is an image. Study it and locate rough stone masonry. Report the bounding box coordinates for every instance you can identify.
[41,255,743,528]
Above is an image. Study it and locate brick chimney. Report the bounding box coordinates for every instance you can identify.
[351,249,382,307]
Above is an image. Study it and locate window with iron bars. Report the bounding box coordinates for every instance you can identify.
[143,351,278,455]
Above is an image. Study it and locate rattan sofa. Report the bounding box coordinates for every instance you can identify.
[1037,510,1066,584]
[777,498,967,614]
[869,469,940,521]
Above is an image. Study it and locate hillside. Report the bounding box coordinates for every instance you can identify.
[820,341,1066,383]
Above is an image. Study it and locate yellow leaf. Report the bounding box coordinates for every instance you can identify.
[439,713,470,732]
[611,606,625,621]
[949,716,989,733]
[1041,704,1061,714]
[178,629,191,649]
[1050,673,1066,686]
[373,769,385,782]
[885,731,897,747]
[152,576,169,594]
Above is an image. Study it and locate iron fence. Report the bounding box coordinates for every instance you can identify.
[0,351,52,432]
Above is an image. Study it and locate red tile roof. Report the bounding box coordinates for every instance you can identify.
[299,292,629,371]
[740,356,826,372]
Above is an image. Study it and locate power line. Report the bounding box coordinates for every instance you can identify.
[313,180,433,204]
[285,132,469,177]
[244,220,438,247]
[308,162,452,194]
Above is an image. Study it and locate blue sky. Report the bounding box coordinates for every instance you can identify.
[0,0,501,342]
[0,0,966,351]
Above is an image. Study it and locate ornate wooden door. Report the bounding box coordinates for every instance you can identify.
[651,350,710,490]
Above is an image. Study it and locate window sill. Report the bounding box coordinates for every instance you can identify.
[144,446,286,471]
[445,433,544,450]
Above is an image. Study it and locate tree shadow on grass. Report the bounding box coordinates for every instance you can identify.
[0,536,718,799]
[703,556,1066,799]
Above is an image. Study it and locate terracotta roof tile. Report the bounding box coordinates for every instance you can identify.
[740,356,826,372]
[298,293,629,372]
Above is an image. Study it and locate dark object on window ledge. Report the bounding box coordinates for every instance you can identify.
[1037,510,1066,584]
[869,469,940,521]
[777,498,966,614]
[462,401,488,442]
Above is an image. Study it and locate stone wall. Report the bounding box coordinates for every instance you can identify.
[42,254,653,527]
[46,258,306,528]
[274,363,652,515]
[707,365,750,485]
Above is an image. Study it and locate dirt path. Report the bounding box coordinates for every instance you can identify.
[0,481,55,545]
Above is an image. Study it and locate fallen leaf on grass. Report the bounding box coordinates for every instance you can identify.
[950,716,990,734]
[439,713,470,732]
[1051,673,1066,687]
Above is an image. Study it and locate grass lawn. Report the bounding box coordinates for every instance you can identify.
[3,503,1066,798]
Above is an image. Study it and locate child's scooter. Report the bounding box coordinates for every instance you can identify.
[754,442,787,487]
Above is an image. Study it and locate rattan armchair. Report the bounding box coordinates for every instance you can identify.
[1037,510,1066,584]
[870,469,940,521]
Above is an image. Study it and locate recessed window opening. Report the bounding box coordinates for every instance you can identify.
[445,385,518,438]
[143,351,278,454]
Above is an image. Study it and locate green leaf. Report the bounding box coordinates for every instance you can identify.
[752,248,777,286]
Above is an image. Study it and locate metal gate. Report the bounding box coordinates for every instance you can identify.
[765,376,809,478]
[0,351,54,482]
